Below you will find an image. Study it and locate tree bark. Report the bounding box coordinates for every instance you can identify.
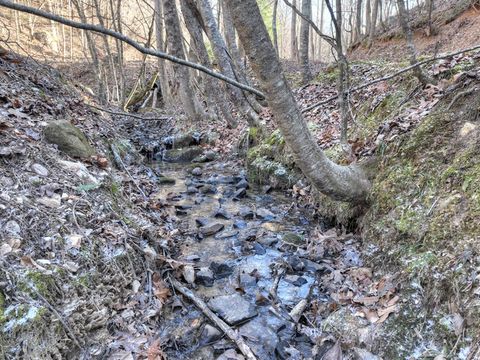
[396,0,434,86]
[291,0,299,61]
[154,0,170,107]
[365,0,371,37]
[299,0,312,84]
[368,0,380,46]
[272,0,279,54]
[162,0,205,120]
[180,0,237,127]
[354,0,363,43]
[196,0,261,127]
[226,0,370,203]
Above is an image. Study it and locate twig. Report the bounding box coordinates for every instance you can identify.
[87,103,172,121]
[447,87,476,110]
[110,144,147,199]
[0,0,265,99]
[269,266,285,301]
[170,278,258,360]
[303,44,480,113]
[30,287,83,350]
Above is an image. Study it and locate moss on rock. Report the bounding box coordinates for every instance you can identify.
[44,120,95,158]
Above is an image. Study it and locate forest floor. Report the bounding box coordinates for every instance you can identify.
[1,3,480,360]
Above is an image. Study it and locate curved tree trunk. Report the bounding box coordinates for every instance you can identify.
[180,0,237,127]
[299,0,312,84]
[226,0,370,203]
[163,0,205,120]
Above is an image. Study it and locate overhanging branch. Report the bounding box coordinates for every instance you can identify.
[0,0,265,100]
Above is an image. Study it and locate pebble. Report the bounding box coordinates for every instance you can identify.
[195,218,209,227]
[256,208,275,221]
[253,243,266,255]
[238,207,254,219]
[4,220,21,235]
[209,262,233,279]
[213,208,231,220]
[233,220,247,229]
[201,324,222,344]
[187,186,198,194]
[208,294,257,325]
[200,223,224,237]
[192,167,203,176]
[31,163,49,177]
[200,184,216,194]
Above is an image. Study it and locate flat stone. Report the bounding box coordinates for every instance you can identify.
[208,294,257,325]
[37,195,61,208]
[257,236,277,247]
[238,206,254,219]
[217,349,245,360]
[31,163,49,177]
[233,220,248,229]
[256,208,275,221]
[239,273,257,288]
[195,218,209,227]
[200,223,224,237]
[209,262,234,279]
[163,146,203,163]
[282,232,305,247]
[200,184,216,194]
[253,243,266,255]
[196,267,214,287]
[158,176,176,185]
[201,324,222,344]
[213,208,231,220]
[215,230,239,239]
[239,317,279,359]
[187,186,198,194]
[235,178,249,189]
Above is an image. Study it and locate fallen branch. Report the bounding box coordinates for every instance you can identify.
[170,278,258,360]
[87,103,172,121]
[0,0,265,100]
[303,43,480,113]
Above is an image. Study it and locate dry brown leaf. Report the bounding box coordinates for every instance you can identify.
[353,296,379,306]
[152,273,171,303]
[147,339,166,360]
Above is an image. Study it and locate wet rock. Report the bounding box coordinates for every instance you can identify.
[196,267,214,287]
[196,218,210,227]
[200,184,216,194]
[201,324,222,344]
[215,230,239,239]
[201,131,220,145]
[239,317,279,359]
[208,294,257,325]
[292,277,308,286]
[163,146,203,163]
[233,188,246,200]
[158,176,176,185]
[257,236,277,247]
[277,275,314,306]
[200,223,224,237]
[288,255,305,271]
[44,120,95,158]
[213,208,231,220]
[218,175,236,184]
[262,185,272,194]
[163,132,199,149]
[192,167,203,176]
[233,220,247,229]
[239,273,257,288]
[210,262,234,279]
[187,186,198,194]
[216,349,245,360]
[253,243,266,255]
[31,163,49,177]
[256,208,275,221]
[235,178,249,189]
[238,207,254,220]
[193,150,217,163]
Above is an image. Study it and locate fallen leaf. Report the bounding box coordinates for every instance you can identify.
[147,339,166,360]
[152,273,170,304]
[353,296,379,306]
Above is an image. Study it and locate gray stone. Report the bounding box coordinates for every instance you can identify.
[233,188,246,199]
[187,186,198,194]
[235,179,249,189]
[353,348,383,360]
[196,267,214,287]
[4,220,21,236]
[256,208,275,220]
[196,218,209,227]
[208,294,257,325]
[216,349,245,360]
[239,317,279,359]
[158,176,176,185]
[200,184,216,194]
[31,163,49,177]
[44,120,95,158]
[200,223,224,237]
[163,146,203,163]
[192,167,203,176]
[201,324,222,344]
[282,232,305,247]
[238,207,254,219]
[214,209,231,220]
[239,274,257,288]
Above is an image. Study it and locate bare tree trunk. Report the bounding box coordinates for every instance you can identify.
[154,0,170,107]
[299,0,312,84]
[180,0,237,127]
[365,0,371,38]
[272,0,279,54]
[226,0,370,204]
[354,0,363,43]
[163,0,205,120]
[291,0,299,61]
[196,0,261,127]
[110,0,125,102]
[368,0,380,46]
[72,0,106,104]
[425,0,434,36]
[396,0,434,86]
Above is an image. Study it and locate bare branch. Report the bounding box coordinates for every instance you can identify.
[0,0,265,99]
[302,44,480,113]
[283,0,336,47]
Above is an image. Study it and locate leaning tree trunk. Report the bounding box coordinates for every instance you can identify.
[162,0,204,120]
[291,0,299,61]
[180,0,237,127]
[396,0,434,86]
[196,0,261,127]
[226,0,370,203]
[299,0,312,84]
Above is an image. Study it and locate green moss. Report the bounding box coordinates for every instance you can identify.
[0,291,5,324]
[19,271,58,302]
